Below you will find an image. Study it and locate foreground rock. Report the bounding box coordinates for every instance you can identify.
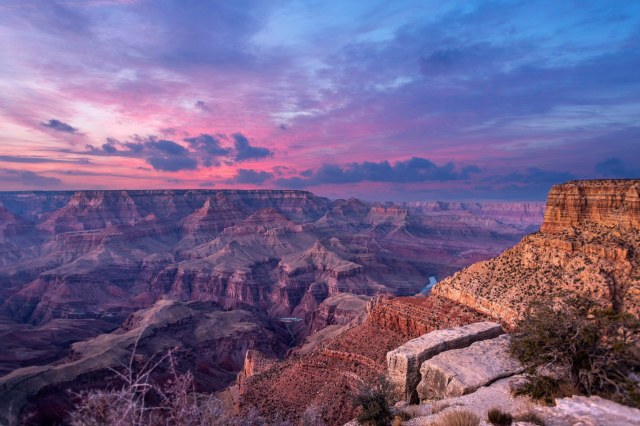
[0,299,289,425]
[416,334,524,400]
[540,395,640,426]
[387,321,503,402]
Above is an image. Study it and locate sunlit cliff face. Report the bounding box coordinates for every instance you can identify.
[1,0,639,200]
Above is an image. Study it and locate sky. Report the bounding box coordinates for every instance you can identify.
[0,0,639,201]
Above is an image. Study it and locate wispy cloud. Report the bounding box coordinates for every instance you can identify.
[0,168,62,187]
[0,155,90,164]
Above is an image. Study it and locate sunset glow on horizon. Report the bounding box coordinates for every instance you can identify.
[1,0,639,200]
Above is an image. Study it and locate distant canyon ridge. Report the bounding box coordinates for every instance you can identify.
[0,189,543,375]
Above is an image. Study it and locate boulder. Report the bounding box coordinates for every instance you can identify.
[416,334,524,400]
[386,321,503,402]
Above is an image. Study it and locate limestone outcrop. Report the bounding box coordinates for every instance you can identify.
[416,334,524,400]
[386,321,503,402]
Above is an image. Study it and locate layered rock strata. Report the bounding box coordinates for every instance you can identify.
[0,190,540,329]
[542,179,640,233]
[369,296,492,337]
[434,179,640,325]
[235,296,490,424]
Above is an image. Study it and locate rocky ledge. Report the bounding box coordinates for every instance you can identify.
[387,321,503,402]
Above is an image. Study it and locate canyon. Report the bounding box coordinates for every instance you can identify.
[232,180,639,424]
[0,189,543,424]
[0,191,542,326]
[0,181,638,424]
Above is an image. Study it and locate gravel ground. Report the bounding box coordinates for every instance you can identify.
[397,375,538,426]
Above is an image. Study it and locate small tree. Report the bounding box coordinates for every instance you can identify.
[510,294,640,407]
[353,375,395,426]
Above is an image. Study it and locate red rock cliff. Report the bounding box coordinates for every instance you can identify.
[541,180,640,233]
[434,179,640,326]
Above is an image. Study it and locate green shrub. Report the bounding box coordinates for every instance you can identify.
[510,295,640,407]
[353,376,394,426]
[436,409,480,426]
[487,407,512,425]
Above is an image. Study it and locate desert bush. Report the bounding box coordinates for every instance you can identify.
[514,411,545,426]
[512,375,563,405]
[70,356,224,426]
[69,336,228,426]
[394,410,411,421]
[510,295,640,407]
[435,409,480,426]
[487,407,512,425]
[353,375,395,426]
[401,405,422,418]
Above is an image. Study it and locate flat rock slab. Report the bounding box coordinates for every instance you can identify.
[416,334,524,400]
[386,321,503,402]
[541,395,640,426]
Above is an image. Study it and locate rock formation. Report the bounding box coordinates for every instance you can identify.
[368,296,493,337]
[386,321,503,402]
[434,179,640,326]
[416,334,524,400]
[541,180,640,233]
[541,395,640,426]
[0,190,541,377]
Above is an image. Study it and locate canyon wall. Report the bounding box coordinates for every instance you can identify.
[0,190,542,328]
[541,180,640,233]
[434,179,640,326]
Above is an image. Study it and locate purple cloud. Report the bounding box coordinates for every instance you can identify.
[595,158,640,178]
[227,169,273,184]
[233,133,272,161]
[41,119,78,133]
[276,157,479,188]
